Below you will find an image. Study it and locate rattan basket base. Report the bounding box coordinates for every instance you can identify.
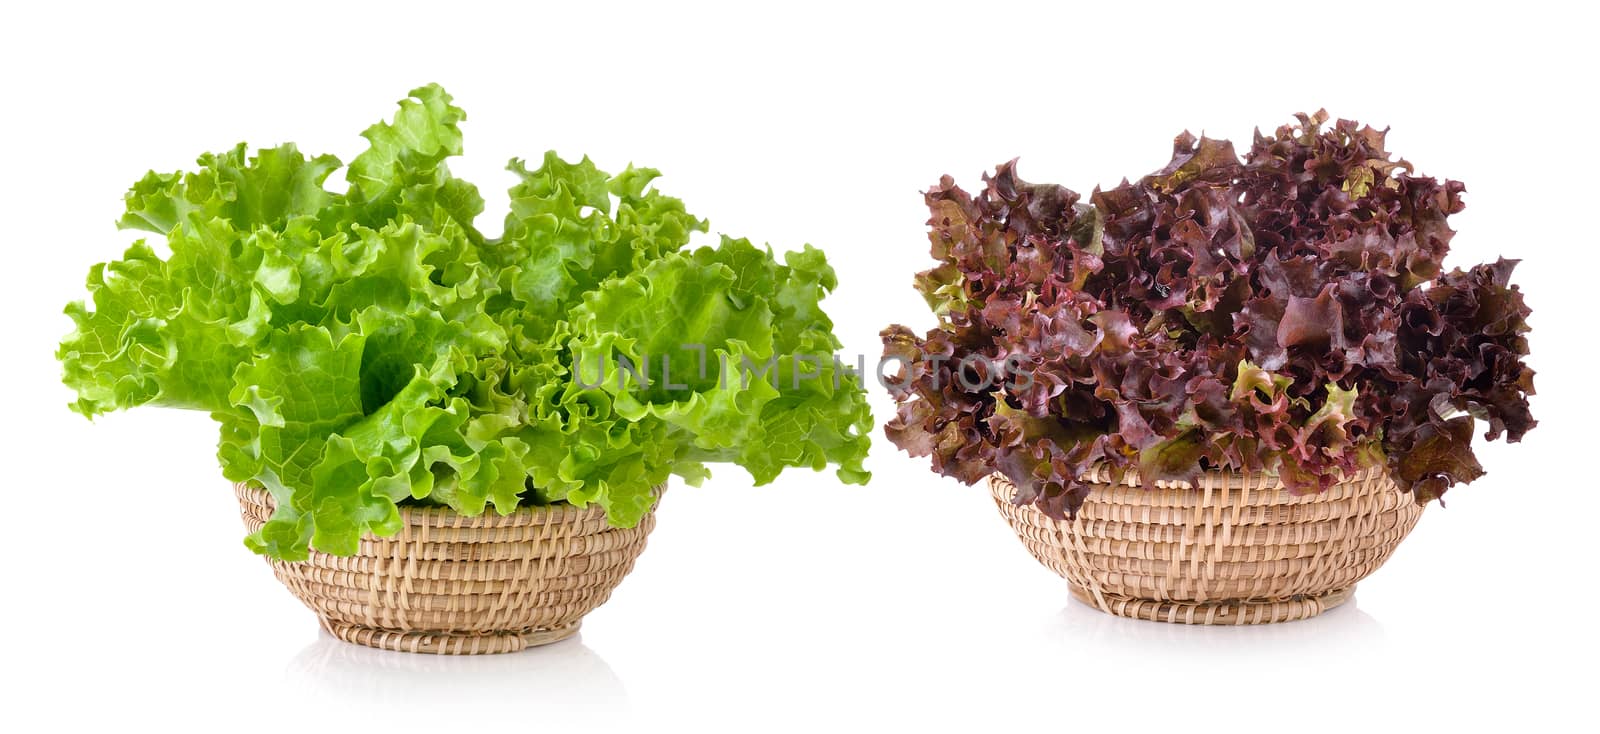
[992,467,1421,626]
[321,619,582,655]
[237,482,660,655]
[1068,584,1353,625]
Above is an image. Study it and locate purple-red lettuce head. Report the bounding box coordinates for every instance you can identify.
[882,111,1535,517]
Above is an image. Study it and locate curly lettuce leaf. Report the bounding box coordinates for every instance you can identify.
[60,84,872,560]
[564,236,873,525]
[883,113,1533,517]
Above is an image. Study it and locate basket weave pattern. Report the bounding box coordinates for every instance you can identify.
[989,467,1422,624]
[237,483,659,654]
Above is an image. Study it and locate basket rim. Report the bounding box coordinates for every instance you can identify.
[993,464,1387,492]
[235,481,664,529]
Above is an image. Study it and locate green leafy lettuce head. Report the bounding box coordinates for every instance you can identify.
[58,84,873,561]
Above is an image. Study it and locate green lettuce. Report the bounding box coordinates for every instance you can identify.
[59,84,872,561]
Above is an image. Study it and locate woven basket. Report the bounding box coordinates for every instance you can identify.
[989,466,1423,624]
[236,483,660,654]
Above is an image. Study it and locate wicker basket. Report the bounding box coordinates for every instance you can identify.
[989,466,1422,625]
[236,483,660,654]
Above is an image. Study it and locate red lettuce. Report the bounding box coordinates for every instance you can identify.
[882,111,1535,517]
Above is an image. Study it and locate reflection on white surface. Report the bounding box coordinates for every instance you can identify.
[284,630,629,719]
[1043,589,1388,658]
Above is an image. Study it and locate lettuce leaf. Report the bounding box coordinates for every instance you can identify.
[59,84,872,560]
[882,112,1534,517]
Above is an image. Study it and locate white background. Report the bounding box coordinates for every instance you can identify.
[4,1,1595,731]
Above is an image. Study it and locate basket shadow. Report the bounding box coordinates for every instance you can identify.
[1051,589,1389,656]
[284,629,629,713]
